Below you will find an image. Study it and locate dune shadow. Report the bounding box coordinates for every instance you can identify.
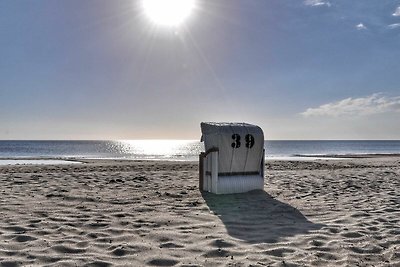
[202,190,325,244]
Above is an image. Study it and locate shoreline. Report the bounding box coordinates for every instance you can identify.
[294,153,400,158]
[1,153,400,165]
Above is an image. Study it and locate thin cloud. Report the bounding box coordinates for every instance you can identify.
[301,94,400,117]
[388,23,400,29]
[356,23,367,30]
[393,6,400,16]
[304,0,331,7]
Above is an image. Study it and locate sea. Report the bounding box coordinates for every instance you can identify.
[1,140,400,162]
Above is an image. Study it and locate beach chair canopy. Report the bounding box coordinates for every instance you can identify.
[200,122,264,175]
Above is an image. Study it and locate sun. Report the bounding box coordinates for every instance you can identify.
[141,0,196,27]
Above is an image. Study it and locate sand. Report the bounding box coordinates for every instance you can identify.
[0,157,399,266]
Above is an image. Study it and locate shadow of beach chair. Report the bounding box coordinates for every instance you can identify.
[202,190,325,243]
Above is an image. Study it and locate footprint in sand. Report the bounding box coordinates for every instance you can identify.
[111,248,127,257]
[51,245,86,254]
[83,261,112,267]
[210,239,235,248]
[159,242,184,248]
[341,231,363,238]
[147,258,179,266]
[14,235,37,243]
[263,248,296,258]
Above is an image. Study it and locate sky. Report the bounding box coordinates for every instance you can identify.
[1,0,400,140]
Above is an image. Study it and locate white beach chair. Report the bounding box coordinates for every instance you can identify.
[199,122,265,194]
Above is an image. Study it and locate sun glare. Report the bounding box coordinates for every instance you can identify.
[142,0,196,27]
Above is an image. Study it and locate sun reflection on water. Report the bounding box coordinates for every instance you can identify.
[107,140,202,160]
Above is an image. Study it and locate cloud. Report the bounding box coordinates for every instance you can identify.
[393,6,400,16]
[388,23,400,29]
[356,23,367,30]
[304,0,331,7]
[301,94,400,117]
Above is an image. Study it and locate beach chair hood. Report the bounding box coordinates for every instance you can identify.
[200,122,264,175]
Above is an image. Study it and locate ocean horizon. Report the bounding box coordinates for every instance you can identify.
[1,140,400,161]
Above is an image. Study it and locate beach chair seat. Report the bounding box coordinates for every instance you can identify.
[199,122,265,194]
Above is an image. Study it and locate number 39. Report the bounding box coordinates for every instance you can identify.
[231,134,255,149]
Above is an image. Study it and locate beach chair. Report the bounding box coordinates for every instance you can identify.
[199,122,265,194]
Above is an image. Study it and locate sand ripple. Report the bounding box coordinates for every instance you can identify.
[0,158,399,266]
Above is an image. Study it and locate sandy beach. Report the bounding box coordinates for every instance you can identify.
[0,157,399,266]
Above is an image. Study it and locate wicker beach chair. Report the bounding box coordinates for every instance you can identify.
[199,122,265,194]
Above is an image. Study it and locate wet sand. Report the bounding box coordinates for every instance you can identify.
[0,157,399,266]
